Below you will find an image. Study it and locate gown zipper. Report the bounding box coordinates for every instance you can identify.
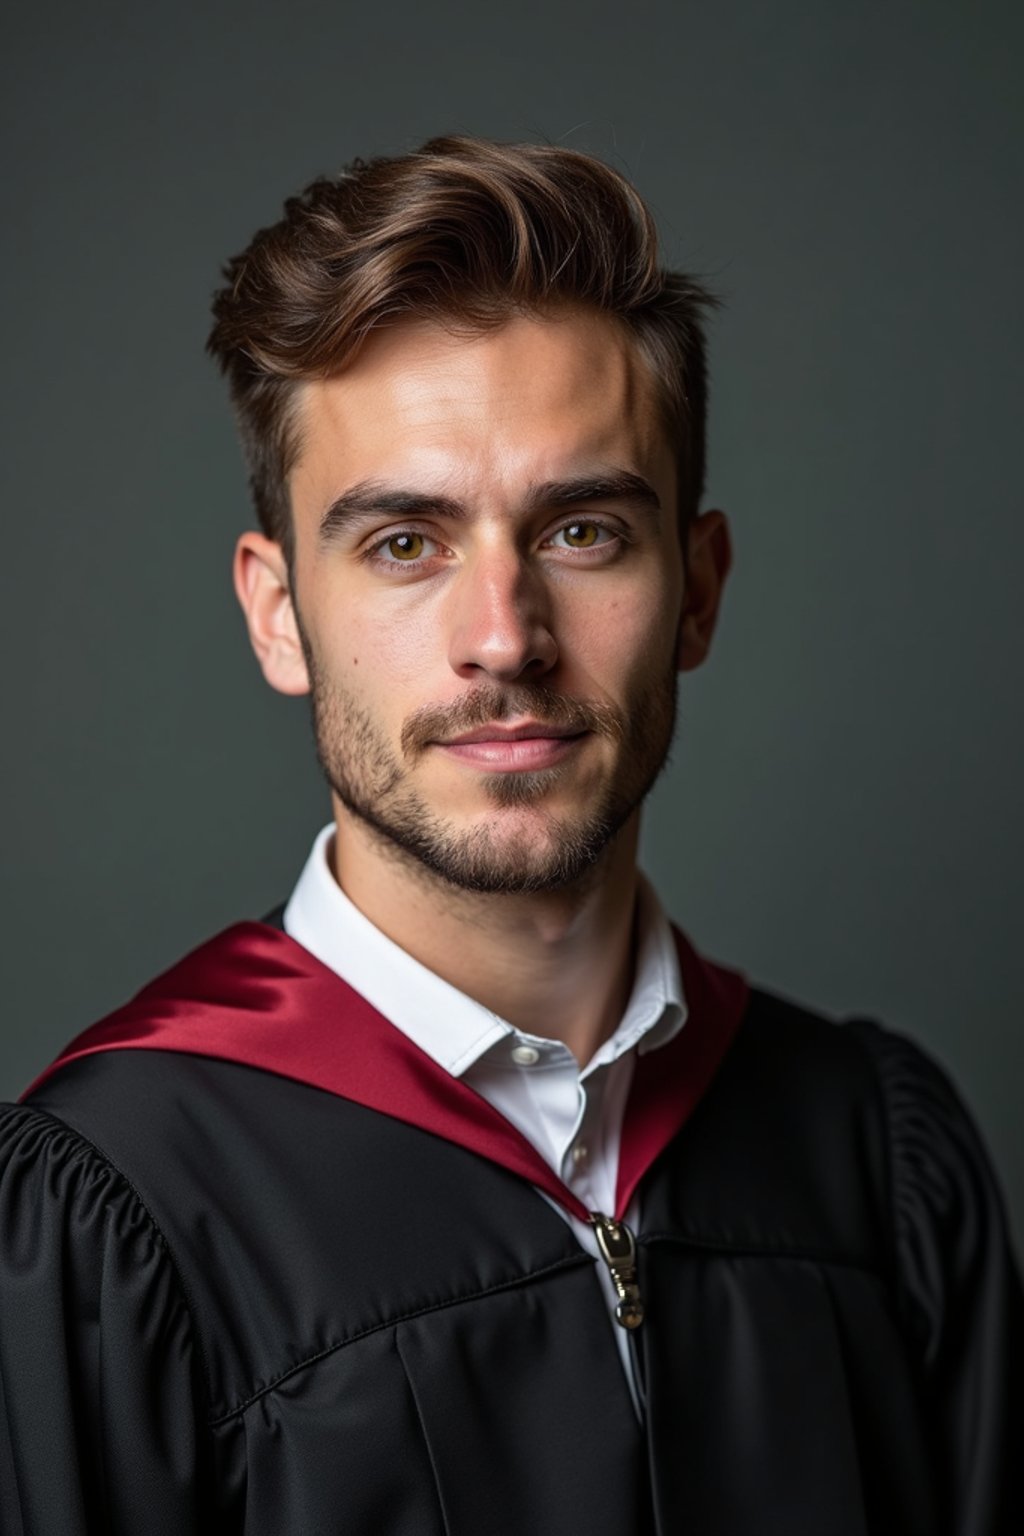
[591,1212,644,1329]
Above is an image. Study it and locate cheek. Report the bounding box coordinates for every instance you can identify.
[573,580,679,685]
[314,590,440,698]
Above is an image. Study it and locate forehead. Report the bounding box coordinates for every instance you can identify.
[290,309,672,508]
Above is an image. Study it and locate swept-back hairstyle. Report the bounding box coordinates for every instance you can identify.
[207,134,717,569]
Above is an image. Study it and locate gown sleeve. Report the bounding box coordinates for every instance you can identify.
[0,1102,213,1534]
[852,1021,1024,1534]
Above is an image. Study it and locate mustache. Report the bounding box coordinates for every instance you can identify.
[400,684,626,757]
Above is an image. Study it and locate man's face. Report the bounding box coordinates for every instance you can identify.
[283,309,690,894]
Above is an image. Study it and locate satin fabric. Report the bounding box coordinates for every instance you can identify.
[21,919,750,1223]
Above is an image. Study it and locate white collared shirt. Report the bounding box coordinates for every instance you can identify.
[283,822,687,1402]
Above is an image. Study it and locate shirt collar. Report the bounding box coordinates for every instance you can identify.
[283,822,686,1078]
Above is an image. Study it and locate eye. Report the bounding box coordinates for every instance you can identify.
[547,520,616,551]
[371,531,440,564]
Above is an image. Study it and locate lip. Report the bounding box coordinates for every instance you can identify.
[435,724,588,772]
[442,720,584,746]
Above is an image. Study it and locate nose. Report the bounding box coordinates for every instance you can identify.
[446,547,558,682]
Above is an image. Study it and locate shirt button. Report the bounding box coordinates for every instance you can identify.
[510,1044,540,1066]
[572,1142,589,1166]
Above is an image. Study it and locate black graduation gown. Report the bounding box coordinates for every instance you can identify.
[0,914,1021,1535]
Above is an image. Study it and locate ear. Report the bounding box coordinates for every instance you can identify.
[232,532,311,696]
[677,509,733,672]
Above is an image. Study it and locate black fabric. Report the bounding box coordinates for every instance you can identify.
[0,971,1021,1534]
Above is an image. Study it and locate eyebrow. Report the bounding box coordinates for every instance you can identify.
[317,470,662,544]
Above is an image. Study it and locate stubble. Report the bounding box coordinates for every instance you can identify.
[296,618,678,895]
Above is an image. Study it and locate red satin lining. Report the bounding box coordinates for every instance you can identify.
[22,922,749,1223]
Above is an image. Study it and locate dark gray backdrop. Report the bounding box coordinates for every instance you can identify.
[2,0,1021,1242]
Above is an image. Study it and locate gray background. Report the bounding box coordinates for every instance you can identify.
[2,0,1021,1243]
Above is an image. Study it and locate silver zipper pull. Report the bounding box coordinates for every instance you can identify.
[591,1212,644,1330]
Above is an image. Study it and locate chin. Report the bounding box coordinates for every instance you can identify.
[477,767,572,808]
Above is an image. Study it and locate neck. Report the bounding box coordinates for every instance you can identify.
[328,802,643,1067]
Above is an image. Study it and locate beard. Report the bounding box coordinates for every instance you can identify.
[297,623,678,896]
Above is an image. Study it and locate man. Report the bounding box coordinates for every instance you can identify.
[0,134,1020,1534]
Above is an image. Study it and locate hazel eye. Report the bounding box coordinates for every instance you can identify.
[368,528,450,572]
[550,521,611,550]
[382,532,428,561]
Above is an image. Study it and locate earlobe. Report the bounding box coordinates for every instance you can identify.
[676,510,733,673]
[232,532,311,697]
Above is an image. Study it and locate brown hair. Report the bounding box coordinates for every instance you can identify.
[207,134,717,570]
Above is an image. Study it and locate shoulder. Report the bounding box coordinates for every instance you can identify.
[0,1096,200,1360]
[838,1017,1022,1342]
[733,983,1008,1189]
[0,1091,193,1266]
[0,1095,160,1233]
[735,986,1018,1281]
[731,982,984,1139]
[717,983,892,1150]
[659,980,1017,1274]
[17,903,304,1174]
